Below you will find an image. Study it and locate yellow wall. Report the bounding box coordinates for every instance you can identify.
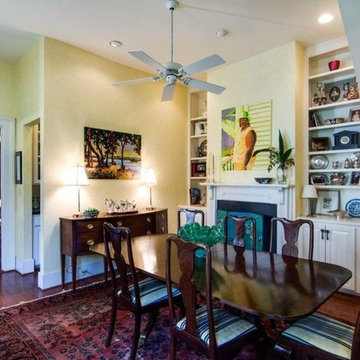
[41,38,187,286]
[0,60,16,117]
[207,42,303,192]
[12,39,43,271]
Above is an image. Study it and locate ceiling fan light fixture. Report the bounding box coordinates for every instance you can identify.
[109,40,123,48]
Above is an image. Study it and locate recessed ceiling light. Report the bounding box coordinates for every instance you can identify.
[109,40,123,48]
[318,13,334,24]
[216,29,229,38]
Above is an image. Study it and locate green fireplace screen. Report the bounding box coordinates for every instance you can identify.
[217,209,265,251]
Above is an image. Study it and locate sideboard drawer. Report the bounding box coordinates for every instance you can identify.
[110,213,156,236]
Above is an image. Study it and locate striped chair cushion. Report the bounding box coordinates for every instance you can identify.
[127,277,180,307]
[176,306,256,347]
[281,312,354,359]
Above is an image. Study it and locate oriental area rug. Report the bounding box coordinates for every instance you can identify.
[0,282,357,360]
[0,283,259,360]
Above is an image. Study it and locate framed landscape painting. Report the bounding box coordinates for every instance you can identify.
[84,127,141,180]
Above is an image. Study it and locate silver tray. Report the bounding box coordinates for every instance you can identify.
[310,155,328,169]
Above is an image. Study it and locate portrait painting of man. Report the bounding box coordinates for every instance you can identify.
[221,100,272,171]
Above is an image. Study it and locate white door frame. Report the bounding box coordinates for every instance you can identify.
[0,116,16,271]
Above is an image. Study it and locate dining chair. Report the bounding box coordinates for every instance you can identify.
[270,217,314,260]
[223,214,257,249]
[166,235,263,360]
[273,308,360,360]
[177,208,205,229]
[103,222,181,360]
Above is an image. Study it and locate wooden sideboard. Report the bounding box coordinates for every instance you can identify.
[60,208,168,290]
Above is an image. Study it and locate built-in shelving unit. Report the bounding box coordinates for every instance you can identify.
[179,90,208,215]
[301,45,360,292]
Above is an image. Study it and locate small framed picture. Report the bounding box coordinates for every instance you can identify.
[315,190,340,215]
[194,162,206,177]
[351,171,360,185]
[15,151,22,184]
[311,137,331,151]
[349,107,360,122]
[194,121,207,135]
[189,188,201,205]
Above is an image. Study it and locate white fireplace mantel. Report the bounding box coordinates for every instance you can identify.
[203,182,295,226]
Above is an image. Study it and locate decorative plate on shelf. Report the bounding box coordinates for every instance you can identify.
[310,174,328,185]
[345,199,360,217]
[310,155,328,169]
[198,139,207,157]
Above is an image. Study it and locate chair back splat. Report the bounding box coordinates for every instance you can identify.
[178,208,205,229]
[270,217,314,260]
[223,214,256,250]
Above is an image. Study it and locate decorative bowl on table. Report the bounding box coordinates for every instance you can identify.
[83,208,99,218]
[254,177,273,184]
[178,222,224,258]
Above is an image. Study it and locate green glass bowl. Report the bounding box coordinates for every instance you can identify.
[178,222,224,257]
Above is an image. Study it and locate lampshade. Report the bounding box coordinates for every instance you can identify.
[302,184,318,199]
[66,165,89,186]
[144,168,157,186]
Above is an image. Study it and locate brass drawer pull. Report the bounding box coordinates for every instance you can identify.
[117,221,123,226]
[146,217,151,223]
[87,224,94,230]
[147,231,152,235]
[87,239,95,246]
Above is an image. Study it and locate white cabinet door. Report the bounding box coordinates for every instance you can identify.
[326,223,356,291]
[312,223,326,262]
[298,223,325,261]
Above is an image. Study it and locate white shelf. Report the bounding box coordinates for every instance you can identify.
[190,134,207,139]
[309,169,356,173]
[309,121,360,131]
[308,66,355,82]
[309,98,360,111]
[314,185,360,190]
[309,149,360,156]
[190,176,206,180]
[191,157,206,161]
[190,115,207,121]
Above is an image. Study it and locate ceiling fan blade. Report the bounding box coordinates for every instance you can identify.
[182,78,225,94]
[180,54,225,76]
[113,76,160,87]
[128,50,166,73]
[161,84,175,102]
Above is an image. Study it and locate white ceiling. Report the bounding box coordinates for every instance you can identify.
[0,0,345,74]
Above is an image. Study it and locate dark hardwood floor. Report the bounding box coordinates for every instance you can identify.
[0,270,104,308]
[1,270,360,326]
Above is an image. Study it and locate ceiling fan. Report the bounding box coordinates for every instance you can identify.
[113,0,226,101]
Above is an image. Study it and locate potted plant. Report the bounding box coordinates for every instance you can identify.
[83,207,99,218]
[253,130,295,184]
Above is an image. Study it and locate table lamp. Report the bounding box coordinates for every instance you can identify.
[144,168,157,210]
[302,184,318,216]
[66,164,89,216]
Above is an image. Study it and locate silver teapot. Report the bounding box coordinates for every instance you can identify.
[330,173,346,186]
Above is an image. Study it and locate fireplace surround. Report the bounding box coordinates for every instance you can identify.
[206,183,295,253]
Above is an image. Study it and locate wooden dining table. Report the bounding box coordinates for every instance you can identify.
[90,233,352,322]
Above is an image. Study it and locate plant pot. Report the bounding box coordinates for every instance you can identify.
[277,164,289,184]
